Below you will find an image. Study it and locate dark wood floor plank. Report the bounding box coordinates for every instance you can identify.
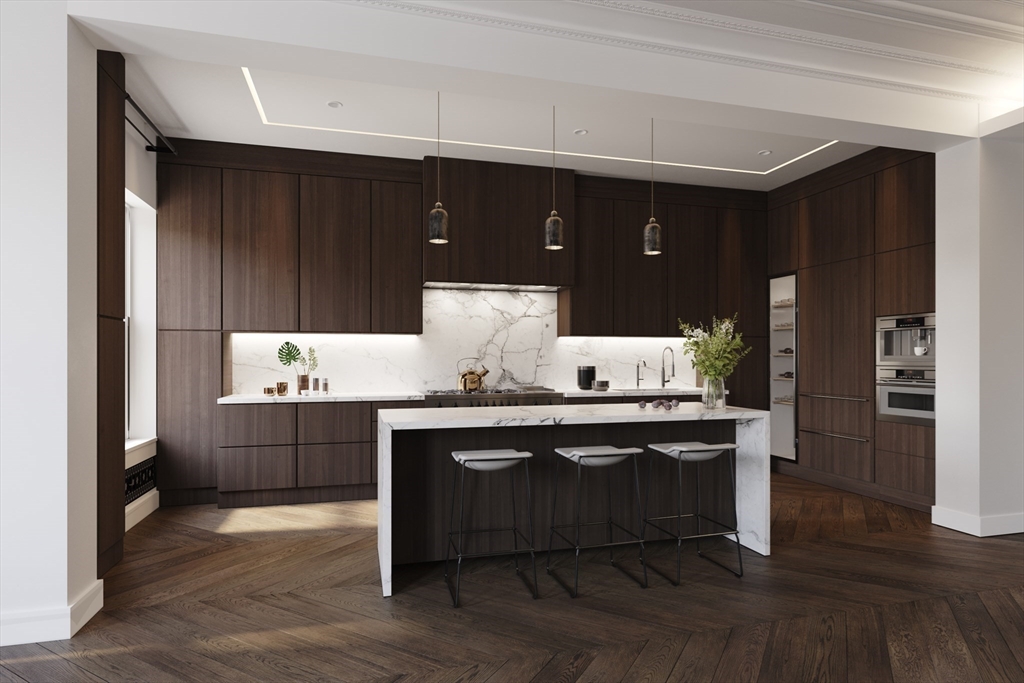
[0,665,28,683]
[863,498,893,535]
[845,605,894,683]
[818,495,846,539]
[621,634,689,683]
[0,643,105,683]
[978,588,1024,671]
[711,622,772,683]
[792,496,823,542]
[842,495,869,537]
[529,648,596,683]
[883,597,983,683]
[485,653,555,682]
[758,611,845,683]
[667,628,731,682]
[771,497,803,543]
[577,640,647,683]
[947,592,1024,683]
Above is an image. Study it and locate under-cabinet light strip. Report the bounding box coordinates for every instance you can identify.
[241,67,838,176]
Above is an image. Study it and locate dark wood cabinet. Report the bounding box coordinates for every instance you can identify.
[299,175,371,332]
[797,395,872,438]
[768,202,799,276]
[798,430,872,482]
[717,208,767,337]
[97,60,125,320]
[298,403,370,444]
[730,336,768,410]
[298,443,372,487]
[97,317,125,577]
[875,243,935,316]
[217,446,296,492]
[157,331,221,490]
[222,169,299,331]
[830,256,874,398]
[218,404,296,447]
[798,265,832,396]
[613,199,669,337]
[875,451,934,498]
[875,155,935,253]
[667,204,717,331]
[565,396,624,405]
[423,157,573,287]
[875,422,934,459]
[557,196,614,336]
[372,181,423,334]
[157,164,222,330]
[799,176,873,268]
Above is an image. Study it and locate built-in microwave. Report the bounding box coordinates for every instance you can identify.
[876,368,935,426]
[877,314,936,367]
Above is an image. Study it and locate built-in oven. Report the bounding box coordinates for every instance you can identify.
[877,314,936,366]
[876,368,935,426]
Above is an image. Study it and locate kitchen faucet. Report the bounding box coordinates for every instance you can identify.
[636,359,647,388]
[661,346,676,388]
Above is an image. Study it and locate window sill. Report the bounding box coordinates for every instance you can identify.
[125,436,157,469]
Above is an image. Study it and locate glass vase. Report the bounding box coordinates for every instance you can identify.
[702,377,726,410]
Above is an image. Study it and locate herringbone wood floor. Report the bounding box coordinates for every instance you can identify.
[3,474,1022,682]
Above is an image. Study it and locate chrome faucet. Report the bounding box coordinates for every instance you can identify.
[636,359,647,388]
[661,347,676,388]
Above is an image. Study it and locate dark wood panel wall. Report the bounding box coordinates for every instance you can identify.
[97,51,126,578]
[768,148,936,510]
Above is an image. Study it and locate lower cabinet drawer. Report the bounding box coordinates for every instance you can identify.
[875,422,935,459]
[875,449,935,498]
[217,446,296,492]
[798,430,872,482]
[298,443,372,488]
[798,395,872,437]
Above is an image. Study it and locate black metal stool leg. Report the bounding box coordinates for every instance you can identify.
[676,456,683,586]
[606,466,614,563]
[524,459,538,598]
[444,461,459,603]
[573,460,582,598]
[695,461,702,557]
[730,451,744,577]
[546,457,560,574]
[633,454,648,588]
[509,466,520,574]
[454,465,467,607]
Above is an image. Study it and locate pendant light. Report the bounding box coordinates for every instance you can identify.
[643,117,662,256]
[544,105,564,250]
[428,91,449,245]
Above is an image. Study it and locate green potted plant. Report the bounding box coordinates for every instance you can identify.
[278,342,318,393]
[679,314,751,409]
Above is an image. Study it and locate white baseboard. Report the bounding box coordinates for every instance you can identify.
[931,506,1024,537]
[0,579,103,647]
[125,489,159,531]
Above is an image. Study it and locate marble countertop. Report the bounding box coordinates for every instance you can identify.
[217,392,425,404]
[560,385,707,398]
[378,402,767,430]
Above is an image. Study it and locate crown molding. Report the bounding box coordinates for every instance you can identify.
[352,0,997,102]
[802,0,1024,43]
[573,0,1017,77]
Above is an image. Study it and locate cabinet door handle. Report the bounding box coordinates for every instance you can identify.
[804,394,869,402]
[801,429,869,443]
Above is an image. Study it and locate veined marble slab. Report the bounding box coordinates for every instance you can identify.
[217,392,424,405]
[560,386,706,398]
[376,402,770,597]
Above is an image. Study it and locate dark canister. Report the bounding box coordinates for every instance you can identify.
[576,366,596,390]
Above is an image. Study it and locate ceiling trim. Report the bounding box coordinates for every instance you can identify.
[572,0,1017,77]
[802,0,1024,43]
[241,67,838,175]
[350,0,999,101]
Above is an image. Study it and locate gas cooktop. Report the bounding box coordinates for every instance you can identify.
[427,387,555,395]
[424,387,563,407]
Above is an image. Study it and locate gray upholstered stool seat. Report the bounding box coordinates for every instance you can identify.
[643,441,743,584]
[547,445,648,598]
[452,449,532,471]
[445,449,537,607]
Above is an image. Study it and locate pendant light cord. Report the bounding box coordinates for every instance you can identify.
[552,105,556,211]
[650,117,654,217]
[436,92,441,204]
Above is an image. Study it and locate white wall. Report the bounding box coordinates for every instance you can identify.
[934,121,1024,537]
[0,4,102,645]
[126,190,157,439]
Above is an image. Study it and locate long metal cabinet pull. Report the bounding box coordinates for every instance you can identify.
[800,429,869,443]
[804,394,869,402]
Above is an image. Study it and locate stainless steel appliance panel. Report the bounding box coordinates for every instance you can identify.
[876,314,936,366]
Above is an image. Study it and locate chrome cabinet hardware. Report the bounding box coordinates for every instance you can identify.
[804,394,869,402]
[801,429,869,443]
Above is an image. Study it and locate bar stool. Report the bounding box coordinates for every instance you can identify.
[444,449,537,607]
[644,442,743,585]
[547,445,648,598]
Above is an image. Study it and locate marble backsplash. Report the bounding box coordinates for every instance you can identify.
[228,289,697,395]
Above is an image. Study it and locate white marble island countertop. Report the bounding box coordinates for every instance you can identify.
[376,402,770,597]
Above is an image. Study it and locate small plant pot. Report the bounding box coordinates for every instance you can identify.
[297,375,310,393]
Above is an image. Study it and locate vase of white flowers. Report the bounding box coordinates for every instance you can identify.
[678,314,751,410]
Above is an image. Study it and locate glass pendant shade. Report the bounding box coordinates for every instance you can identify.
[428,202,449,244]
[643,217,662,255]
[544,211,564,250]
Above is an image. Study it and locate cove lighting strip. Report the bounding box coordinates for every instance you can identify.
[242,67,838,175]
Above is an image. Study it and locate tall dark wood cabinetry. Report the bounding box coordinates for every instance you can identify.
[299,175,371,332]
[96,51,126,578]
[798,176,873,268]
[768,202,799,276]
[558,196,614,336]
[222,169,299,331]
[612,199,669,337]
[372,181,423,334]
[717,209,767,337]
[875,155,935,253]
[667,204,717,332]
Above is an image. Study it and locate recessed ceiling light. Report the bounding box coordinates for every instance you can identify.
[574,129,588,136]
[327,101,344,109]
[758,149,772,156]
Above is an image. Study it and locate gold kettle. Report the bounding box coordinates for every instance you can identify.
[457,359,489,392]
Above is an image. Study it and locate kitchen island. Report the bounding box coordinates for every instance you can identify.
[377,403,770,597]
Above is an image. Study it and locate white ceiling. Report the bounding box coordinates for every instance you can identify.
[74,0,1023,191]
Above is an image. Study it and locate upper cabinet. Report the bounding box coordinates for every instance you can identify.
[299,175,371,332]
[717,208,767,338]
[612,199,669,337]
[157,165,222,330]
[667,204,718,332]
[767,201,799,276]
[372,181,423,334]
[97,59,125,320]
[875,242,935,316]
[799,175,873,268]
[875,155,935,253]
[422,157,574,287]
[557,196,614,336]
[223,169,299,331]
